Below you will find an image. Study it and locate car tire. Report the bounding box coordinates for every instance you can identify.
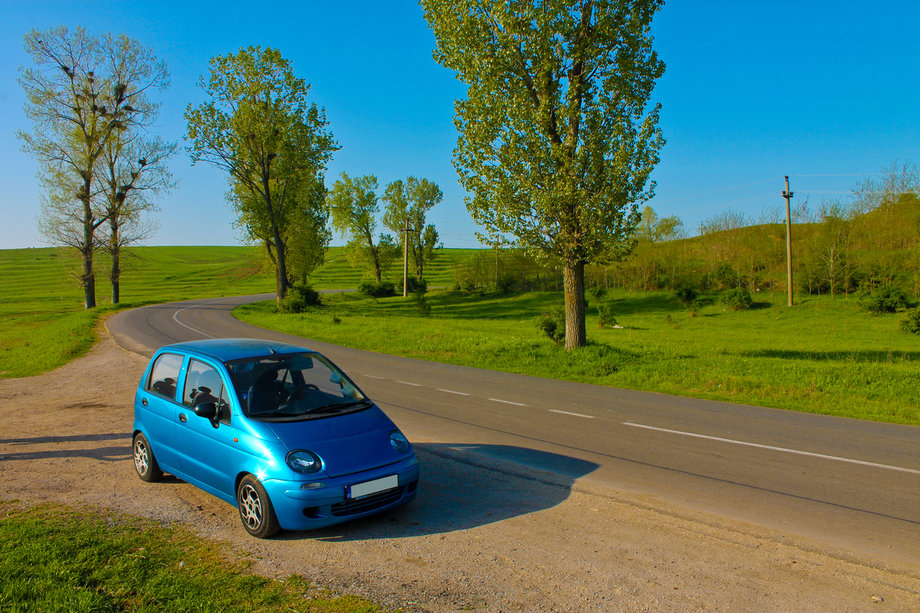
[236,474,280,538]
[133,432,163,482]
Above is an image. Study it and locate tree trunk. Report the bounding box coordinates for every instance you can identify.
[110,222,120,304]
[563,259,587,350]
[81,194,96,309]
[273,231,288,303]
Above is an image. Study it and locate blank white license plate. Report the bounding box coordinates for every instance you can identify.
[348,475,399,499]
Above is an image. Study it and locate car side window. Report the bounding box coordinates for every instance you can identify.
[183,359,231,424]
[147,353,183,401]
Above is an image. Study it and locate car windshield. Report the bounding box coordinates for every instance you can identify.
[226,352,369,421]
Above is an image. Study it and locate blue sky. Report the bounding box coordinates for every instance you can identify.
[1,1,918,249]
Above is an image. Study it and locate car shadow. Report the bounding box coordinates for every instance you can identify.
[289,442,599,542]
[0,432,132,462]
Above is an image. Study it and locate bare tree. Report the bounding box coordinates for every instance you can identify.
[19,27,169,308]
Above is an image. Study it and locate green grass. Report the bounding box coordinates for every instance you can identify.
[0,501,383,612]
[0,246,472,377]
[235,289,920,426]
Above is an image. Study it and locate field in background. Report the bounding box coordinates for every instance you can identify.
[2,245,918,427]
[0,246,469,377]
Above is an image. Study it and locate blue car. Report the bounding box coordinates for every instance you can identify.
[132,338,419,538]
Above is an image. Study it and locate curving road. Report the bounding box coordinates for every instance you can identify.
[108,294,920,566]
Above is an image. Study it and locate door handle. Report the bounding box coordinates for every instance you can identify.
[179,413,187,423]
[142,398,148,406]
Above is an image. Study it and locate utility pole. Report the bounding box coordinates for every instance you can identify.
[782,176,794,307]
[402,217,410,297]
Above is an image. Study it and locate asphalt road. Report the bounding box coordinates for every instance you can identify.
[108,294,920,567]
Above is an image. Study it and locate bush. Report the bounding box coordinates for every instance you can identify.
[863,284,914,314]
[675,286,698,307]
[412,290,431,317]
[358,280,396,298]
[538,306,566,345]
[398,277,428,294]
[597,302,618,328]
[720,287,753,310]
[901,308,920,334]
[279,283,320,313]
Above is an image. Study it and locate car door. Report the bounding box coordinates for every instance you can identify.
[138,351,185,469]
[175,358,245,497]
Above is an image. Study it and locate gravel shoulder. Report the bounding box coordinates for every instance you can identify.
[1,330,918,612]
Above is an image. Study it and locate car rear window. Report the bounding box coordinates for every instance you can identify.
[147,352,183,400]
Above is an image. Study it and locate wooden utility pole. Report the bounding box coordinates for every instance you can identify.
[783,176,794,307]
[402,218,410,297]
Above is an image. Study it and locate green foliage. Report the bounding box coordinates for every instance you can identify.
[279,283,320,313]
[675,286,698,307]
[597,302,618,328]
[382,177,444,280]
[720,287,753,310]
[863,284,914,314]
[185,46,335,300]
[422,0,665,349]
[328,173,397,282]
[538,306,566,345]
[900,307,920,334]
[412,290,431,317]
[358,280,396,298]
[0,502,383,612]
[398,276,428,295]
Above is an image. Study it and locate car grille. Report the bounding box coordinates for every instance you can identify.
[331,486,405,517]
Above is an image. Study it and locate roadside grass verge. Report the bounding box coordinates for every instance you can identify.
[235,290,920,426]
[0,501,383,613]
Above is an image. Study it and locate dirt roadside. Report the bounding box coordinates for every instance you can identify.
[1,332,918,612]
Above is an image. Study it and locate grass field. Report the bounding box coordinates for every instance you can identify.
[0,246,469,377]
[235,289,920,426]
[0,502,382,612]
[2,245,918,425]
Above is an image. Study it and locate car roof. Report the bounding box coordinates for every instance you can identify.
[160,338,314,363]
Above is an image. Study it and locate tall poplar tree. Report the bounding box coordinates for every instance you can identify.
[423,0,665,349]
[185,46,336,302]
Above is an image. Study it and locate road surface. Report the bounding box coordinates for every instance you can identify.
[108,294,920,567]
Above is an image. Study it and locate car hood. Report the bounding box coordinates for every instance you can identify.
[263,405,410,478]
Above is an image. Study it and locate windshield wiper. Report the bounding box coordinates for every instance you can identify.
[309,399,371,415]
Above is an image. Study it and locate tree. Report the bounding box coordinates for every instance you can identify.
[19,27,169,308]
[423,0,665,349]
[635,205,683,243]
[382,177,443,281]
[185,46,336,303]
[99,132,175,303]
[328,173,397,282]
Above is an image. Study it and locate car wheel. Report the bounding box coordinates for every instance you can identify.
[236,474,280,538]
[133,433,163,482]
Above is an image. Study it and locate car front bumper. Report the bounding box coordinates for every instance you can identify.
[263,455,420,531]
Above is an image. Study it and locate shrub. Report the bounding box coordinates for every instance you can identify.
[590,286,608,301]
[279,283,320,313]
[358,280,396,298]
[863,284,913,314]
[412,290,431,317]
[901,307,920,334]
[538,306,566,345]
[721,287,753,310]
[675,286,698,307]
[597,302,618,328]
[398,277,428,294]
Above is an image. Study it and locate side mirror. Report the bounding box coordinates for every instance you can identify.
[193,401,217,419]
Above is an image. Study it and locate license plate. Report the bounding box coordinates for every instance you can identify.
[347,475,399,499]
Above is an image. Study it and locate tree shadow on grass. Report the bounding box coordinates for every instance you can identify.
[740,349,920,362]
[288,443,598,542]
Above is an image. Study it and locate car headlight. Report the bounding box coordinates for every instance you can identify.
[285,450,323,474]
[389,430,410,454]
